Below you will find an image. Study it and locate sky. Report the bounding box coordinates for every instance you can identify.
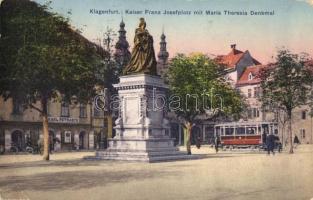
[32,0,313,64]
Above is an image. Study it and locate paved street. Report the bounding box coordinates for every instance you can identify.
[0,145,312,200]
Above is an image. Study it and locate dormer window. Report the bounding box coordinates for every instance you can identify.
[248,72,253,80]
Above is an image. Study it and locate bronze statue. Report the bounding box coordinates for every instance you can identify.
[123,18,157,75]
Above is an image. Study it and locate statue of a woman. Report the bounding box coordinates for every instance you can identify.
[123,18,157,75]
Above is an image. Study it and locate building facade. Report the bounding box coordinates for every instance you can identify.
[166,44,313,145]
[0,97,104,152]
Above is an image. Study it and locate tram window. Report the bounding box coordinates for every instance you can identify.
[236,127,245,135]
[246,127,255,135]
[225,128,234,135]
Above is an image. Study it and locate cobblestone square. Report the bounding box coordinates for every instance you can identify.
[0,145,312,200]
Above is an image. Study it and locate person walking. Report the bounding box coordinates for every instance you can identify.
[274,135,282,153]
[266,133,275,155]
[37,138,43,155]
[196,135,201,149]
[214,135,220,153]
[262,132,267,148]
[294,135,300,148]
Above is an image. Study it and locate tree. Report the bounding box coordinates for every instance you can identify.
[166,53,244,154]
[0,0,107,160]
[259,49,313,153]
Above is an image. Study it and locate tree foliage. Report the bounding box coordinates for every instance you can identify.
[166,53,244,154]
[259,49,313,153]
[260,50,312,113]
[0,0,106,104]
[0,0,108,160]
[167,53,243,122]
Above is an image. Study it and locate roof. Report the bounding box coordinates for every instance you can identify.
[305,60,313,67]
[215,47,261,69]
[236,65,266,86]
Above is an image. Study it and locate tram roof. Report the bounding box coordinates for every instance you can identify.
[214,121,277,127]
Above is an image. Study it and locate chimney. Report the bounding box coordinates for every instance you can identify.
[231,44,236,49]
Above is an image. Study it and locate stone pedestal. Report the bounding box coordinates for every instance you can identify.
[95,74,189,162]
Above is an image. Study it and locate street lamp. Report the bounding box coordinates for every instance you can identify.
[99,28,116,149]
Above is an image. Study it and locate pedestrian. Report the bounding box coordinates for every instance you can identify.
[214,135,220,153]
[266,133,275,155]
[274,135,282,153]
[196,135,201,149]
[294,135,300,148]
[37,138,43,155]
[262,132,267,149]
[49,137,54,154]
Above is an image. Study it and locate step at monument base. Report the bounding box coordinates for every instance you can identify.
[90,138,200,162]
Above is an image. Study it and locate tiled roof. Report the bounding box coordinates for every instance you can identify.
[236,65,266,86]
[215,48,261,69]
[305,60,313,67]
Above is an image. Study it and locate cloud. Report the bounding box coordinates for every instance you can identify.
[296,0,313,6]
[305,0,313,5]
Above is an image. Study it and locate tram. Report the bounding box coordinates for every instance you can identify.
[214,122,278,149]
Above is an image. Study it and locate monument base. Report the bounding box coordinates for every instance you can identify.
[95,138,195,162]
[91,74,196,162]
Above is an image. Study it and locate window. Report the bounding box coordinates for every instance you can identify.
[301,111,306,120]
[61,102,70,117]
[47,102,52,117]
[300,129,305,139]
[249,108,260,118]
[79,104,87,118]
[246,127,256,135]
[12,98,23,114]
[64,131,72,143]
[247,109,252,118]
[248,72,253,80]
[225,127,234,135]
[236,127,245,135]
[248,89,252,98]
[254,87,261,98]
[256,108,260,118]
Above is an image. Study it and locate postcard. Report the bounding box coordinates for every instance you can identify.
[0,0,313,199]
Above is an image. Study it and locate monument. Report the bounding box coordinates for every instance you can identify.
[95,18,189,162]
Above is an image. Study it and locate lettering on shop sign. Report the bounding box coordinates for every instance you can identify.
[48,117,79,124]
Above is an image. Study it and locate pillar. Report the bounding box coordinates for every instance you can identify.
[55,130,61,151]
[74,130,79,150]
[89,131,94,149]
[107,115,113,138]
[4,129,11,151]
